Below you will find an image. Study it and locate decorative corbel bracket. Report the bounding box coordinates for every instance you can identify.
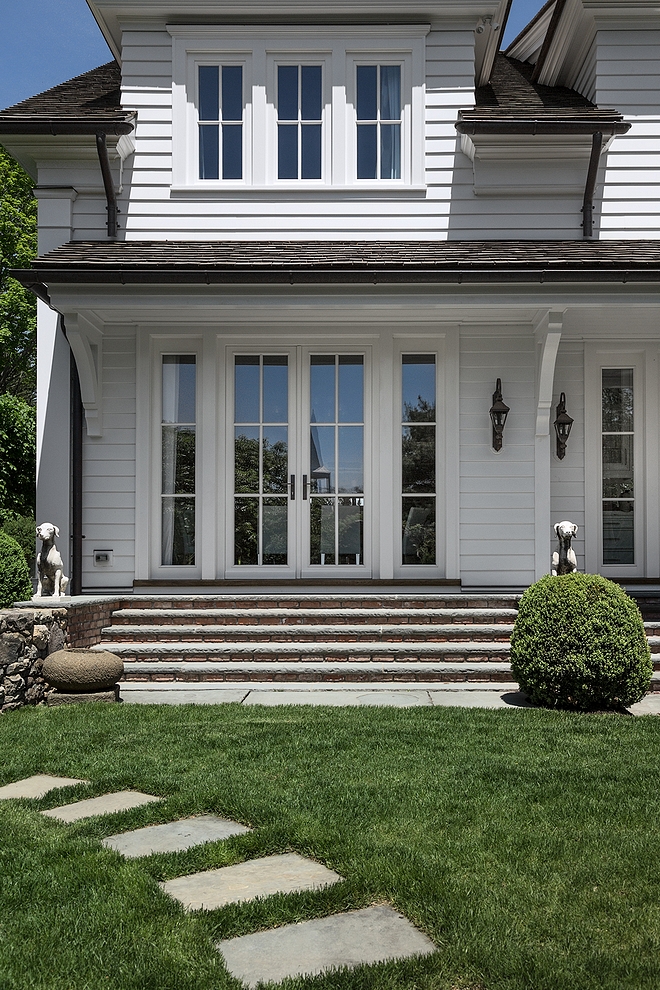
[535,311,565,437]
[67,313,103,436]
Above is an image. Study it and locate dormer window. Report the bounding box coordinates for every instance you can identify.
[277,65,323,180]
[357,64,401,180]
[198,64,244,180]
[170,25,427,191]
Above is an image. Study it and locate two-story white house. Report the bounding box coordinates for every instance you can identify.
[1,0,660,595]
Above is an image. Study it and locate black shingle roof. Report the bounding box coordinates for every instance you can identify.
[12,239,660,287]
[456,55,629,136]
[0,62,134,134]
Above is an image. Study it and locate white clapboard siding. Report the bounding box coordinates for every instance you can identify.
[597,30,660,239]
[550,343,585,571]
[81,334,136,590]
[459,333,536,588]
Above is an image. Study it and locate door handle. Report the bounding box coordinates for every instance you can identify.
[290,474,295,500]
[302,474,308,500]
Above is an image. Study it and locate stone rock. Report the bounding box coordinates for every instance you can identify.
[42,649,124,692]
[47,625,66,654]
[0,634,23,667]
[6,659,30,678]
[0,685,5,709]
[4,674,26,702]
[47,689,118,705]
[32,625,50,651]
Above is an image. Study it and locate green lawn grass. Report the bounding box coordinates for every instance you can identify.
[0,702,659,990]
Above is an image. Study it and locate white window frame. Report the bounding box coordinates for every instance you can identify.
[169,25,428,192]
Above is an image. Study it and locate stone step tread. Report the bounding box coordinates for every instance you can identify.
[126,594,521,605]
[122,660,513,672]
[97,640,511,657]
[101,622,514,639]
[111,608,519,623]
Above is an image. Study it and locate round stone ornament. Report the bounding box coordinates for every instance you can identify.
[42,649,124,692]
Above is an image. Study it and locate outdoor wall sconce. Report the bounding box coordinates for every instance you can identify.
[489,379,510,452]
[554,392,574,460]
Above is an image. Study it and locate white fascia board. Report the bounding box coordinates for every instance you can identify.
[0,133,128,182]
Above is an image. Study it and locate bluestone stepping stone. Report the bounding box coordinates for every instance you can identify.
[0,774,88,800]
[41,790,161,822]
[161,852,341,910]
[218,904,436,987]
[103,814,251,858]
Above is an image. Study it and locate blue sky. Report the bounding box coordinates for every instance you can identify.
[0,0,546,111]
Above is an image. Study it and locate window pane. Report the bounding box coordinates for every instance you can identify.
[357,65,377,120]
[602,435,634,498]
[402,355,435,422]
[162,497,195,566]
[234,498,259,565]
[278,65,299,120]
[235,356,260,423]
[222,124,242,180]
[357,124,377,179]
[338,355,363,423]
[402,497,436,565]
[263,427,288,494]
[278,125,298,179]
[234,427,260,493]
[263,355,288,422]
[603,369,633,432]
[162,426,196,495]
[381,123,401,179]
[301,65,322,120]
[310,355,335,423]
[380,65,401,120]
[199,66,219,120]
[262,498,288,564]
[222,65,242,121]
[301,125,322,179]
[162,356,196,424]
[199,125,219,180]
[338,426,363,493]
[310,498,335,564]
[402,426,436,493]
[310,425,335,494]
[603,500,634,565]
[339,499,363,562]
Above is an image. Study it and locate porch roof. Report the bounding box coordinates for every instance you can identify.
[12,239,660,289]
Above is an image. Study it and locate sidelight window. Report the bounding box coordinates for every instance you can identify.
[161,356,196,565]
[602,369,634,565]
[401,354,436,565]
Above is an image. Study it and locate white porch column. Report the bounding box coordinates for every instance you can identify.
[534,312,564,581]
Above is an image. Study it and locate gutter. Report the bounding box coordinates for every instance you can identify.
[95,132,118,239]
[456,119,630,136]
[0,118,134,135]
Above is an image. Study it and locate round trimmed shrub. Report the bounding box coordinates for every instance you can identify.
[0,531,33,608]
[510,573,652,710]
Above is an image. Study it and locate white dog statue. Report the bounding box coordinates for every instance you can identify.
[35,522,69,598]
[551,520,578,576]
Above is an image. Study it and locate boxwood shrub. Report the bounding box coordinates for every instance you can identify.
[0,531,33,608]
[510,573,652,710]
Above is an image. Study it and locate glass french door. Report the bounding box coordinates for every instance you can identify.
[226,347,370,578]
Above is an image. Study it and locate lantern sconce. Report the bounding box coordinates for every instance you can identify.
[554,392,574,460]
[489,378,510,452]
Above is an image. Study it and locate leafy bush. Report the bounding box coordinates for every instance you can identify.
[0,394,35,517]
[510,573,652,710]
[1,513,35,568]
[0,530,33,607]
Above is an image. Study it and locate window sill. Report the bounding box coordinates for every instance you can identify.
[170,183,428,199]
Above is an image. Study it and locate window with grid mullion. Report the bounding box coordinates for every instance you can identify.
[277,64,322,180]
[357,63,401,180]
[198,64,243,180]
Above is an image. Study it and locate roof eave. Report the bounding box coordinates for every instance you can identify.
[456,118,631,136]
[0,117,135,136]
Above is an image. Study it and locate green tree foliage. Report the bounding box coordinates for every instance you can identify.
[0,530,33,607]
[0,145,37,403]
[511,573,652,710]
[0,394,36,518]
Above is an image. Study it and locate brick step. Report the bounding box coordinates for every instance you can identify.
[109,607,518,627]
[124,594,521,611]
[96,640,512,662]
[119,660,515,684]
[101,622,514,644]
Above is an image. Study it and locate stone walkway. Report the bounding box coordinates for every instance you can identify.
[0,773,436,985]
[119,681,660,714]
